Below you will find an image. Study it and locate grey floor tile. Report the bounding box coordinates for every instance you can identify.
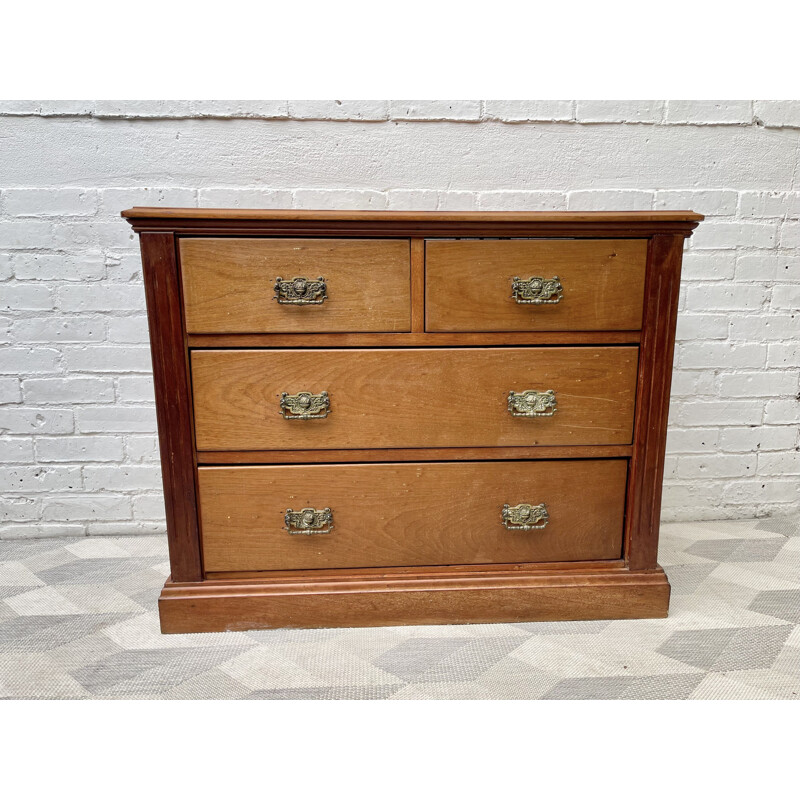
[0,613,137,653]
[245,628,344,645]
[512,620,613,635]
[409,637,527,683]
[245,684,404,700]
[619,673,706,700]
[70,647,201,693]
[663,563,719,595]
[36,558,164,585]
[372,637,473,682]
[543,675,636,700]
[709,625,794,672]
[472,658,562,699]
[162,667,253,700]
[0,652,91,699]
[656,627,739,670]
[48,632,124,672]
[748,590,800,623]
[0,614,71,644]
[21,548,81,574]
[771,645,800,678]
[683,539,746,561]
[726,539,789,562]
[0,585,42,600]
[0,541,69,560]
[1,516,799,699]
[684,538,785,563]
[98,646,255,697]
[755,517,800,537]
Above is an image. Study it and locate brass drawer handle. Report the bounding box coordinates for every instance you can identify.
[274,276,327,305]
[508,389,557,417]
[284,507,334,535]
[511,276,563,305]
[502,503,549,531]
[280,391,331,420]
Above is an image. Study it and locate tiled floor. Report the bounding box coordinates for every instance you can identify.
[1,515,798,700]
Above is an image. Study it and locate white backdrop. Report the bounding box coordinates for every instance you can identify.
[1,100,798,538]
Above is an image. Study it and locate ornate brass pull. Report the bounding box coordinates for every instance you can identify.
[274,276,327,305]
[284,507,334,535]
[280,391,331,420]
[511,276,563,305]
[508,389,557,417]
[502,503,549,531]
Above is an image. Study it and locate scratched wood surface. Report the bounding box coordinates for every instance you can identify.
[158,568,670,633]
[191,346,639,451]
[180,238,411,333]
[198,459,627,572]
[426,239,647,332]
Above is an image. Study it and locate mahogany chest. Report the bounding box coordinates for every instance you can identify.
[121,208,702,633]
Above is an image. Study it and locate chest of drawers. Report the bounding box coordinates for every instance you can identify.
[122,208,702,633]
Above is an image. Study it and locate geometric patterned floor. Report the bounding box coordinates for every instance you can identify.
[1,515,798,700]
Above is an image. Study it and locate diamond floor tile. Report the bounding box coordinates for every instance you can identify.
[0,517,798,699]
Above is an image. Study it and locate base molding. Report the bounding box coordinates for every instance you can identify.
[158,564,671,634]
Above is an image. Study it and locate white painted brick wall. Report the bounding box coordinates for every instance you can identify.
[575,100,663,124]
[1,99,799,537]
[484,101,574,122]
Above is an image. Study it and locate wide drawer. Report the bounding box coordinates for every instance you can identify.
[179,238,411,333]
[191,346,638,451]
[425,239,647,332]
[199,459,627,571]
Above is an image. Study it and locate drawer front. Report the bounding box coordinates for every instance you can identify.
[199,459,627,571]
[180,238,411,333]
[192,346,638,450]
[425,239,647,332]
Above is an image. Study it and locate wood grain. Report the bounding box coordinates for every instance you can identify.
[180,238,411,333]
[158,566,670,633]
[187,331,641,347]
[205,559,627,581]
[139,233,202,582]
[198,459,627,572]
[197,444,633,465]
[124,208,704,223]
[191,346,639,451]
[426,239,647,332]
[410,238,425,332]
[626,234,685,570]
[122,209,703,239]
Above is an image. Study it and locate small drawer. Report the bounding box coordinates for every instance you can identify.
[191,346,638,450]
[199,459,627,572]
[180,238,411,333]
[425,239,647,332]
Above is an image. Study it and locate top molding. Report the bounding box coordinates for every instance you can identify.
[121,208,703,237]
[122,208,703,222]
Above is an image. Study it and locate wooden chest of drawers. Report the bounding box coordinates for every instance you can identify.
[121,208,702,633]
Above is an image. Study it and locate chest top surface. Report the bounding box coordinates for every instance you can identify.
[121,208,703,236]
